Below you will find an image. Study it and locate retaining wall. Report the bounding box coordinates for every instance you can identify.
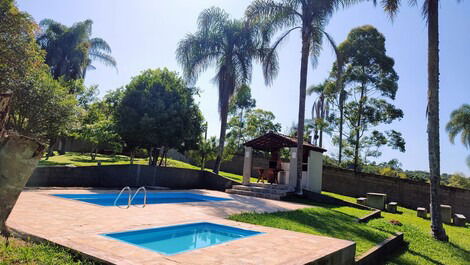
[323,166,470,217]
[27,165,238,191]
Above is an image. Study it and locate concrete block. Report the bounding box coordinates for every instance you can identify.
[417,207,427,218]
[357,197,367,206]
[387,202,397,213]
[440,204,452,224]
[454,214,466,227]
[366,193,387,210]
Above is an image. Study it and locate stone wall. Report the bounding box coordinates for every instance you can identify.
[323,166,470,217]
[27,165,238,191]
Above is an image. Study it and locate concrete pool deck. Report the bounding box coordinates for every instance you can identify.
[7,189,355,265]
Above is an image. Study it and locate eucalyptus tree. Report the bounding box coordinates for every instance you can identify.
[176,7,277,174]
[373,0,465,242]
[37,19,116,80]
[246,0,357,193]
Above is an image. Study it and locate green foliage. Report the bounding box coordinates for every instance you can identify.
[176,7,277,172]
[185,136,218,168]
[322,25,405,166]
[226,108,281,154]
[75,101,121,160]
[446,104,470,170]
[116,68,203,154]
[37,18,116,80]
[0,236,96,265]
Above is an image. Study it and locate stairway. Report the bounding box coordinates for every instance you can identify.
[225,183,294,200]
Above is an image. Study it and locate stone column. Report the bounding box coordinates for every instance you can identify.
[306,150,323,193]
[288,147,297,187]
[242,146,253,185]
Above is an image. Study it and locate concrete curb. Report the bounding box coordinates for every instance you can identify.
[355,232,405,265]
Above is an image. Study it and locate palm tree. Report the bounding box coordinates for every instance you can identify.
[446,104,470,148]
[176,7,277,174]
[374,0,464,241]
[37,19,116,80]
[246,0,356,193]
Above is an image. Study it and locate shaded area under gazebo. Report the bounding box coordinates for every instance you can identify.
[241,132,326,193]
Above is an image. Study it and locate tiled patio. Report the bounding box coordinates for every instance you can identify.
[7,189,355,265]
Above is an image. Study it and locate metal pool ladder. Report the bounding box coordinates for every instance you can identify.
[114,186,147,208]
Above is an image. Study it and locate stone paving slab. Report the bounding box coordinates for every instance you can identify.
[7,189,355,265]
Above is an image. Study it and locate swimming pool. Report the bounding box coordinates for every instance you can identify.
[103,222,262,255]
[52,192,231,206]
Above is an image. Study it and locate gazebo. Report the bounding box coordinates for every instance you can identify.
[242,132,326,193]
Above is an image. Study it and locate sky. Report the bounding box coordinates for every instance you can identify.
[18,0,470,175]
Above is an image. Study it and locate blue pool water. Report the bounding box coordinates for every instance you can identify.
[103,222,262,255]
[52,192,231,206]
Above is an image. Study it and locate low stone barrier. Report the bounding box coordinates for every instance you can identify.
[355,233,405,265]
[27,165,238,191]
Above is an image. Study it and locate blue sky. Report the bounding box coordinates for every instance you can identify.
[18,0,469,175]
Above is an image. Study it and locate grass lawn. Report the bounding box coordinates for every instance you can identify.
[230,193,470,264]
[229,201,389,256]
[38,152,257,183]
[0,236,97,265]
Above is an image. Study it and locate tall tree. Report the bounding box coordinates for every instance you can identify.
[0,0,45,240]
[246,0,358,193]
[228,84,257,150]
[37,19,116,80]
[373,0,464,241]
[176,7,277,174]
[115,68,203,166]
[339,25,403,171]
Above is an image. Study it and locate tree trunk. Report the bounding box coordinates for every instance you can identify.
[338,91,345,165]
[0,135,45,238]
[130,149,134,165]
[213,102,229,174]
[295,30,311,194]
[90,146,97,161]
[427,0,448,242]
[353,80,366,172]
[58,136,66,155]
[45,138,57,160]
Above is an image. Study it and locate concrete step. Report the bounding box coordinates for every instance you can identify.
[232,185,289,195]
[248,183,293,191]
[225,189,283,200]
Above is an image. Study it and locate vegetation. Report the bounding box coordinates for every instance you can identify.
[446,104,470,169]
[38,152,250,183]
[115,68,204,165]
[37,19,116,80]
[0,236,97,265]
[232,192,470,264]
[176,7,277,174]
[372,0,465,242]
[246,0,359,193]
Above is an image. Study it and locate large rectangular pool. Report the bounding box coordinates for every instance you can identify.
[52,192,231,206]
[103,222,262,255]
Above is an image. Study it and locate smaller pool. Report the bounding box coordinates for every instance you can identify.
[103,222,262,255]
[52,192,231,206]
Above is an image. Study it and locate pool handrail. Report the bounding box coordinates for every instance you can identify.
[114,186,132,208]
[130,186,147,208]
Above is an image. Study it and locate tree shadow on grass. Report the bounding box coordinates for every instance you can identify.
[38,160,70,166]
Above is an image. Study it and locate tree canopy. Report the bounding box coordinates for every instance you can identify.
[116,68,204,162]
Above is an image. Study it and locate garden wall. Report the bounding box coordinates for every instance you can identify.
[323,166,470,217]
[26,165,238,191]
